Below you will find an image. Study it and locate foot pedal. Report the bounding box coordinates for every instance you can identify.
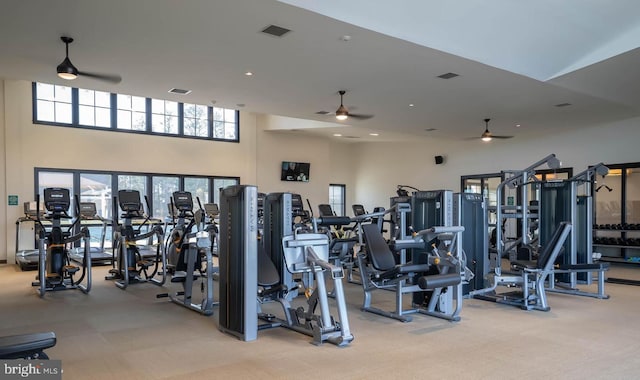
[64,265,80,274]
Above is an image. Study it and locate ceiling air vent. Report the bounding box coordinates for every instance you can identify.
[315,111,330,115]
[168,88,191,95]
[343,136,360,139]
[554,102,572,107]
[261,25,291,37]
[437,72,459,79]
[425,128,438,132]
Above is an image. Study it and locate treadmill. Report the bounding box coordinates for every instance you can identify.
[15,202,44,271]
[68,202,113,265]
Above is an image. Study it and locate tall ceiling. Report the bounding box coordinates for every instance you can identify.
[0,0,639,142]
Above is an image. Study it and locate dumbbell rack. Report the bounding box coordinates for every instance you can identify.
[593,224,640,263]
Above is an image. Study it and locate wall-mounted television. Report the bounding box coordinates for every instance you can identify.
[281,161,310,182]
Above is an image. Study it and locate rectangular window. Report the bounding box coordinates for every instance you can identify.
[213,107,237,140]
[117,94,147,131]
[185,177,209,204]
[117,175,147,214]
[35,83,72,124]
[37,171,75,216]
[151,99,179,134]
[329,184,346,217]
[183,103,209,137]
[36,168,237,225]
[34,82,239,142]
[78,88,111,128]
[152,176,179,219]
[80,172,113,248]
[213,177,240,206]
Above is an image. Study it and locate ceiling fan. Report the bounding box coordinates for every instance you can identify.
[56,36,122,84]
[334,90,373,121]
[479,118,513,141]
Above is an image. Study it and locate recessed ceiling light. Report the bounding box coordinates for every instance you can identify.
[210,100,217,105]
[236,103,245,108]
[315,111,330,115]
[409,104,414,107]
[369,133,379,136]
[245,71,253,76]
[340,35,351,41]
[555,102,572,107]
[333,133,342,137]
[515,124,521,128]
[425,128,437,132]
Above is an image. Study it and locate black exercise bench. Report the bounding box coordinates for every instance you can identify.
[0,332,56,360]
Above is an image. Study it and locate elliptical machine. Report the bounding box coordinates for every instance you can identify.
[106,190,166,289]
[32,188,91,297]
[157,191,217,315]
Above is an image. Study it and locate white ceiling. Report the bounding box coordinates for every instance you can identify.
[0,0,639,143]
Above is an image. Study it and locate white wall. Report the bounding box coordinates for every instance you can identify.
[254,114,354,213]
[351,117,640,211]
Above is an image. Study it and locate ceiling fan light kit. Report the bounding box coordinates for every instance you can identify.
[55,36,122,84]
[333,90,373,121]
[479,118,513,141]
[57,37,78,80]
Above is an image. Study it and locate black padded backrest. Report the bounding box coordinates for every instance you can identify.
[352,204,366,217]
[257,242,280,287]
[362,223,396,271]
[318,204,334,217]
[537,221,571,270]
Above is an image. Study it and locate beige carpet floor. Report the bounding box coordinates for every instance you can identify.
[0,263,639,380]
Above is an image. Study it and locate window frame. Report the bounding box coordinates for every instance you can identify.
[32,82,240,143]
[329,184,346,217]
[35,167,240,219]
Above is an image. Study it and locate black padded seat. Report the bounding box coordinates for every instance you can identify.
[0,332,56,358]
[557,263,609,271]
[510,222,571,272]
[362,223,430,280]
[362,224,397,271]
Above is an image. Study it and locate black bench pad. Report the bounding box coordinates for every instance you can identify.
[0,332,56,358]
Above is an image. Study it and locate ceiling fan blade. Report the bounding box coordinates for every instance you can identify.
[492,135,514,139]
[348,113,374,120]
[78,70,122,84]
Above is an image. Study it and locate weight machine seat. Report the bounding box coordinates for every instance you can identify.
[257,243,287,298]
[0,332,56,358]
[556,263,609,271]
[509,222,572,273]
[362,223,430,280]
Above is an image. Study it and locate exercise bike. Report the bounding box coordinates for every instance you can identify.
[31,188,91,297]
[106,190,166,289]
[157,191,217,315]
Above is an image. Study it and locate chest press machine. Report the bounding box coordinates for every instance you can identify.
[218,187,353,347]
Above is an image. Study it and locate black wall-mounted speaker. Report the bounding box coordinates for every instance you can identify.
[435,155,444,165]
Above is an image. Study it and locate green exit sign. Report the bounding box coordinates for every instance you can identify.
[8,195,19,206]
[507,196,515,206]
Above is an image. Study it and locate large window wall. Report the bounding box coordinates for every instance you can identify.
[35,168,239,220]
[33,82,239,142]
